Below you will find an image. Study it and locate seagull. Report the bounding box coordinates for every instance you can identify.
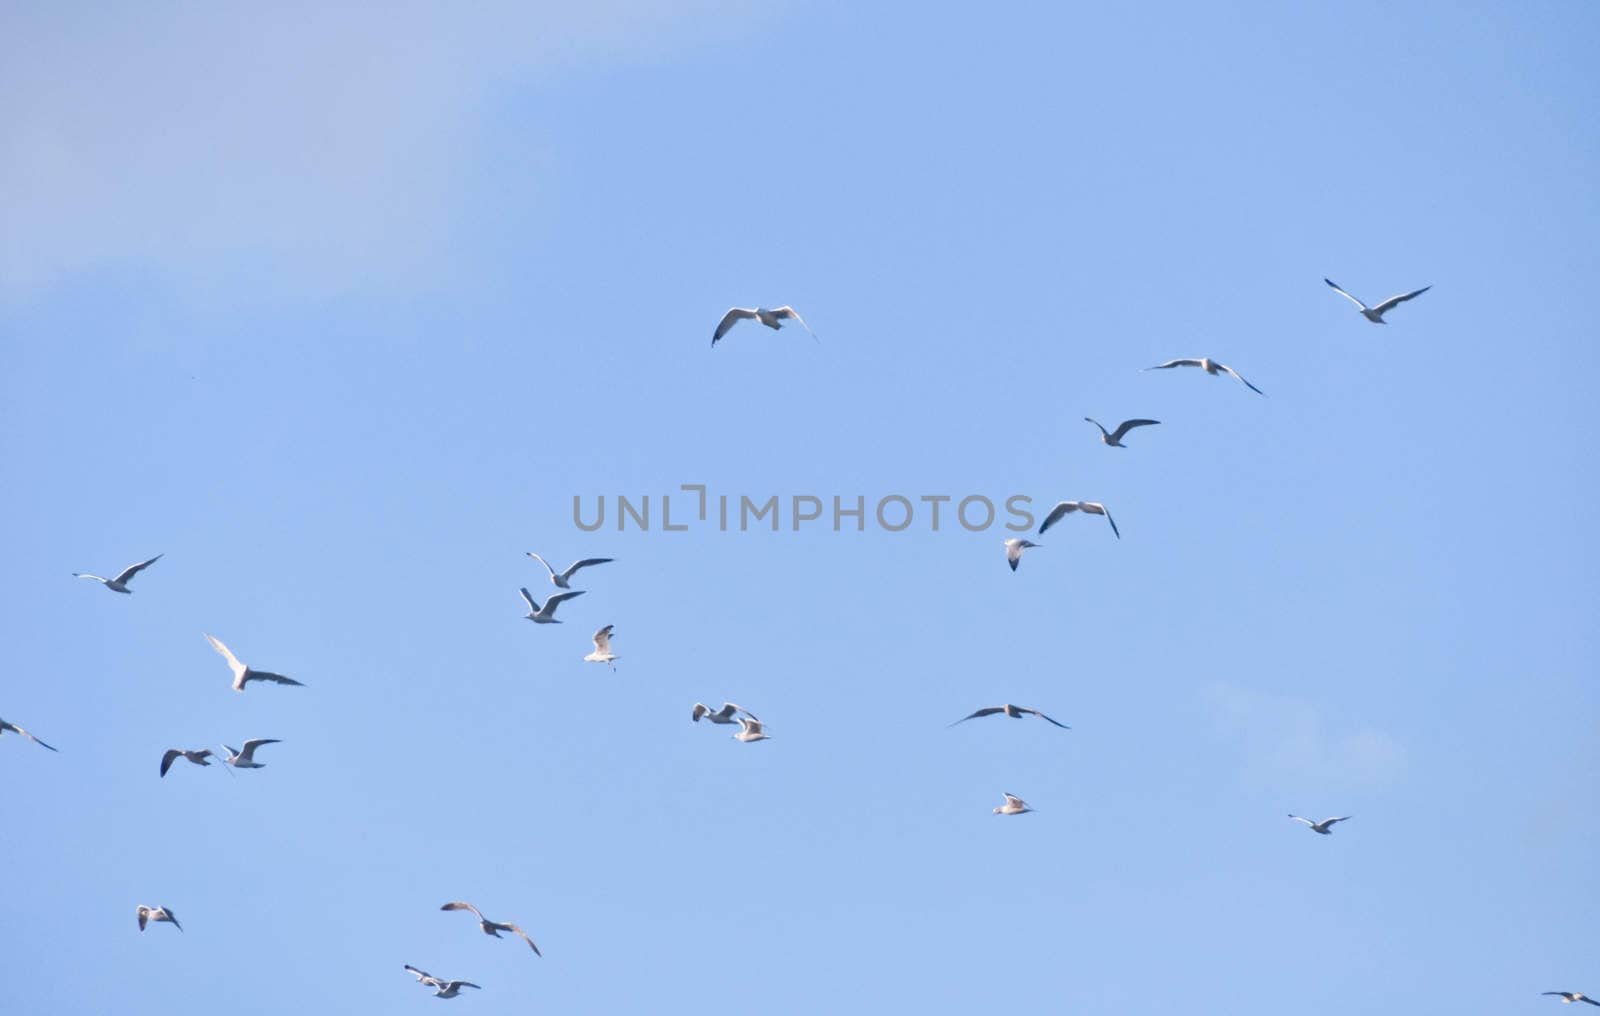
[1542,993,1600,1006]
[692,702,758,725]
[204,633,304,693]
[584,625,618,668]
[73,553,162,594]
[440,901,542,956]
[404,965,481,998]
[526,552,613,590]
[520,587,584,624]
[1004,538,1040,572]
[159,748,214,777]
[1084,417,1160,448]
[949,704,1070,729]
[1143,357,1264,396]
[1324,278,1431,324]
[734,717,771,743]
[220,739,280,769]
[711,306,816,347]
[136,905,181,932]
[0,717,58,752]
[1288,814,1351,835]
[1039,501,1119,539]
[993,793,1033,815]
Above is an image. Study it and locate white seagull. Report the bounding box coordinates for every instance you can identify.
[1039,501,1119,539]
[993,793,1034,815]
[584,625,619,667]
[204,633,304,693]
[136,905,182,932]
[221,739,280,769]
[440,901,542,956]
[949,704,1070,729]
[404,965,481,998]
[692,702,758,725]
[526,552,613,590]
[520,587,584,624]
[0,717,58,752]
[1288,814,1351,835]
[1084,417,1160,448]
[711,306,816,347]
[1542,993,1600,1007]
[1144,357,1264,396]
[1004,538,1040,572]
[734,717,771,743]
[1324,278,1431,324]
[160,748,214,777]
[73,553,163,594]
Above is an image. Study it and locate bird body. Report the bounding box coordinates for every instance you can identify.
[73,553,163,593]
[1039,501,1119,539]
[221,739,280,769]
[1324,278,1430,323]
[993,793,1033,815]
[136,905,181,932]
[159,748,213,777]
[520,588,583,624]
[692,702,757,725]
[204,633,304,693]
[526,553,612,590]
[1004,538,1040,571]
[441,901,542,956]
[733,717,770,742]
[949,704,1069,729]
[1288,814,1351,835]
[584,625,618,667]
[711,305,816,346]
[0,717,57,752]
[1144,357,1264,395]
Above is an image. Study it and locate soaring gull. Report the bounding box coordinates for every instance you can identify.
[711,306,816,347]
[136,905,182,932]
[73,554,163,594]
[1004,538,1040,572]
[520,588,584,624]
[0,717,57,752]
[1288,814,1351,835]
[1324,278,1430,323]
[205,633,304,693]
[949,704,1070,729]
[1144,358,1264,395]
[440,901,542,956]
[526,552,613,590]
[1039,501,1119,539]
[692,702,758,725]
[160,748,214,777]
[1084,417,1160,448]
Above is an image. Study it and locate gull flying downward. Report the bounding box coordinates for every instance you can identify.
[404,965,481,998]
[160,748,214,777]
[1084,417,1160,448]
[440,901,542,956]
[993,793,1034,815]
[692,702,758,725]
[949,704,1070,729]
[526,552,612,590]
[584,625,618,668]
[1004,538,1040,572]
[73,553,162,594]
[136,905,181,932]
[0,717,58,752]
[1288,814,1351,835]
[205,633,304,693]
[711,306,816,347]
[520,588,583,624]
[1543,993,1600,1007]
[1039,501,1119,539]
[1144,357,1264,395]
[1324,278,1431,323]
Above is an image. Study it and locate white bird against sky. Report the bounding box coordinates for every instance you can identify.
[204,633,304,693]
[72,553,162,594]
[584,625,618,667]
[221,739,280,769]
[441,901,542,956]
[1004,538,1040,572]
[1288,814,1351,835]
[949,704,1070,729]
[692,702,758,725]
[1144,357,1265,395]
[1542,993,1600,1006]
[1084,417,1160,448]
[1324,278,1431,323]
[993,793,1034,815]
[1039,500,1120,539]
[136,905,181,932]
[0,717,58,752]
[733,717,771,743]
[710,305,816,346]
[526,552,613,590]
[520,588,584,624]
[159,748,213,777]
[404,965,481,998]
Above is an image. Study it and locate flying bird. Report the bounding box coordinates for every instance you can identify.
[734,717,771,743]
[1004,538,1040,572]
[584,625,618,668]
[1084,417,1160,448]
[949,704,1070,729]
[136,905,181,932]
[1039,501,1119,539]
[440,901,542,956]
[0,717,57,752]
[711,306,816,346]
[73,553,163,594]
[692,702,758,725]
[1324,278,1431,324]
[993,793,1033,815]
[1288,814,1351,835]
[1542,993,1600,1006]
[221,739,280,769]
[520,588,584,624]
[204,633,304,693]
[159,748,214,777]
[1143,357,1264,395]
[404,965,481,998]
[526,552,613,590]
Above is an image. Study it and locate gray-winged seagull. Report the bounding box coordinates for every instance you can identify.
[692,702,758,725]
[440,901,542,956]
[1324,278,1430,323]
[204,633,304,692]
[136,905,182,932]
[1039,501,1119,539]
[1004,538,1040,572]
[73,554,162,594]
[526,552,613,590]
[711,306,816,346]
[1084,417,1160,448]
[993,793,1034,815]
[520,588,584,624]
[1144,358,1264,395]
[949,704,1070,729]
[221,739,280,769]
[0,717,57,752]
[160,748,214,777]
[584,625,618,667]
[1288,814,1351,835]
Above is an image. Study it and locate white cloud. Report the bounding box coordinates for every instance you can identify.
[1201,681,1407,788]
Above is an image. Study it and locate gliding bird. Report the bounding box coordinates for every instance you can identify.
[1542,993,1600,1006]
[204,633,304,692]
[440,901,542,956]
[1004,538,1040,571]
[221,739,280,769]
[1144,357,1264,395]
[0,717,57,752]
[520,588,584,624]
[73,553,162,594]
[1039,501,1119,539]
[711,306,816,346]
[1324,278,1430,323]
[1084,417,1160,448]
[692,702,758,725]
[404,965,481,998]
[160,748,214,777]
[584,625,618,667]
[136,905,181,932]
[1288,814,1351,835]
[993,793,1034,815]
[949,704,1070,729]
[526,552,613,590]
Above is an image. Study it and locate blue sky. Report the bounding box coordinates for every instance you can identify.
[3,2,1597,1012]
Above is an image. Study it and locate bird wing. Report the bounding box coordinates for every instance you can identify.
[1287,814,1316,826]
[1323,278,1369,311]
[519,587,540,613]
[447,982,482,991]
[592,625,614,652]
[1323,816,1351,826]
[405,964,440,985]
[1372,285,1431,314]
[738,717,764,734]
[442,901,486,920]
[160,749,182,777]
[562,557,613,581]
[1019,707,1071,729]
[5,721,57,751]
[1083,417,1110,438]
[1039,502,1078,535]
[770,305,817,337]
[112,554,163,584]
[137,907,149,931]
[1145,358,1203,370]
[1004,794,1026,806]
[204,633,246,677]
[1109,419,1159,442]
[949,707,1004,726]
[1217,363,1265,395]
[73,572,108,583]
[691,703,709,722]
[246,671,303,687]
[526,552,557,578]
[545,590,585,614]
[1091,503,1120,539]
[239,738,280,760]
[165,908,182,931]
[712,307,758,345]
[501,922,542,955]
